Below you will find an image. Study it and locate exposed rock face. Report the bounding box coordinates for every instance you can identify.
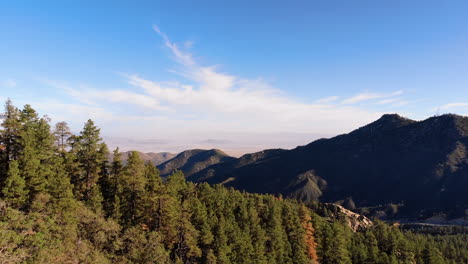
[189,114,468,218]
[326,204,373,232]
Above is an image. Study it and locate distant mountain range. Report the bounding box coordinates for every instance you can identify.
[155,114,468,220]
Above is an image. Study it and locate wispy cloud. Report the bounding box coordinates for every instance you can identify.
[45,26,389,134]
[153,25,195,66]
[437,102,468,110]
[376,98,401,105]
[43,79,166,111]
[40,26,413,154]
[69,88,166,111]
[120,26,384,133]
[316,96,340,104]
[342,90,403,104]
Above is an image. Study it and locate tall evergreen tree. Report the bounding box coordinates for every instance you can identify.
[265,200,289,264]
[0,99,21,185]
[2,160,28,208]
[282,203,308,264]
[141,160,163,228]
[144,160,161,192]
[120,151,146,225]
[110,147,124,219]
[248,198,268,264]
[53,121,72,151]
[73,119,106,212]
[18,106,55,200]
[18,126,43,199]
[47,155,74,201]
[100,147,119,218]
[175,199,202,262]
[166,170,187,198]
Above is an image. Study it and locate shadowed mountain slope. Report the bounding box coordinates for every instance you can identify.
[190,114,468,218]
[157,149,235,177]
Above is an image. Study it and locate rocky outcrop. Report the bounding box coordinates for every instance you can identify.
[326,204,373,232]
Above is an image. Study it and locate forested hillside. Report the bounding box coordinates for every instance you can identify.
[0,100,467,264]
[190,114,468,220]
[158,149,234,177]
[117,151,176,166]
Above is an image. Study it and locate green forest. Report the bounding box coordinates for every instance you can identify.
[0,100,467,264]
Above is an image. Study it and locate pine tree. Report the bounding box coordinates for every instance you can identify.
[47,155,74,199]
[213,214,231,264]
[97,144,112,216]
[111,148,123,178]
[34,117,56,182]
[423,245,447,264]
[18,126,43,199]
[109,148,124,219]
[248,198,268,264]
[166,170,187,198]
[2,160,28,208]
[121,151,146,226]
[16,105,56,201]
[144,160,161,192]
[157,193,181,249]
[120,227,170,263]
[74,119,106,212]
[282,203,308,264]
[175,199,202,263]
[45,154,77,216]
[112,183,123,221]
[365,230,380,263]
[0,99,21,185]
[53,121,72,151]
[265,200,289,264]
[189,197,214,247]
[142,161,163,228]
[319,222,352,264]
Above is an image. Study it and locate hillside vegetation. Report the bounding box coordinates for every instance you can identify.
[158,149,234,177]
[0,100,467,264]
[190,114,468,220]
[118,151,176,166]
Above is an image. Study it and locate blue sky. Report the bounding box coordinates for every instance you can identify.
[1,1,468,155]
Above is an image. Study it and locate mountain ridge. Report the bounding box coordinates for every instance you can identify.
[187,114,468,219]
[157,149,235,177]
